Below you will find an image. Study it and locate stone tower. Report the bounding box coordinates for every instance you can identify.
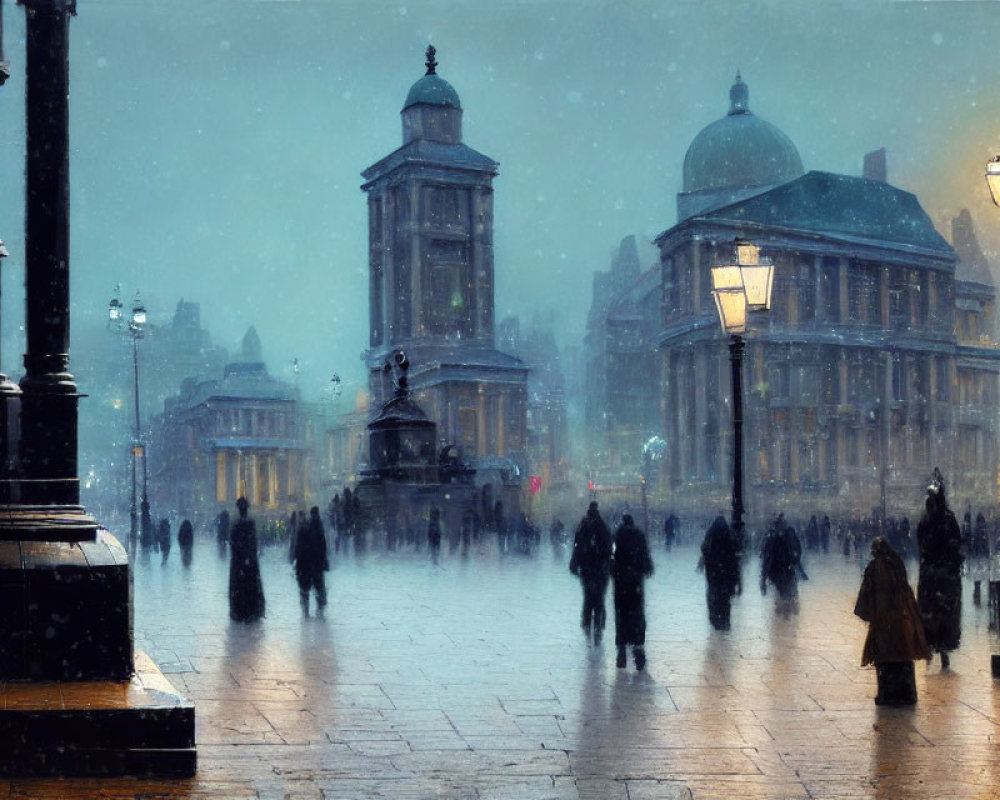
[361,46,528,487]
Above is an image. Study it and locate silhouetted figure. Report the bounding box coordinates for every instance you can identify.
[760,514,807,601]
[971,512,990,605]
[177,519,194,567]
[460,509,473,556]
[612,514,654,670]
[494,501,507,554]
[663,514,678,551]
[157,518,171,565]
[427,507,442,565]
[549,518,566,561]
[854,536,931,706]
[917,469,963,669]
[569,501,613,646]
[293,506,328,617]
[229,497,265,622]
[820,515,831,554]
[215,509,230,559]
[700,516,741,631]
[898,516,911,558]
[805,515,819,552]
[516,513,537,556]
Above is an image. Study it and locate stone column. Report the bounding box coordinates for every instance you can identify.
[18,0,79,507]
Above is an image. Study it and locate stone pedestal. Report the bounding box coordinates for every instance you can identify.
[0,651,195,776]
[0,520,131,682]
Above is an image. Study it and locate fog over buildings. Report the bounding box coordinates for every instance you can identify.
[0,0,998,403]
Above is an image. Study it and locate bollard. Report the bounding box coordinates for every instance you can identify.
[992,654,1000,679]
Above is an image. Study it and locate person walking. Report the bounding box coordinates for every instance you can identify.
[229,497,265,622]
[699,516,741,631]
[177,518,194,567]
[157,518,172,565]
[663,514,678,552]
[612,514,654,669]
[215,508,230,559]
[427,507,442,565]
[569,501,613,646]
[760,513,808,601]
[854,536,931,705]
[293,506,328,617]
[917,468,963,669]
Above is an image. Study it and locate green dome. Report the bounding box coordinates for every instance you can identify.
[403,73,462,111]
[683,74,803,194]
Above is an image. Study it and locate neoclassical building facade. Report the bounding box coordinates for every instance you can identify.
[655,76,1000,522]
[586,75,999,523]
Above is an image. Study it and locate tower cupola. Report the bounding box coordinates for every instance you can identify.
[401,45,463,145]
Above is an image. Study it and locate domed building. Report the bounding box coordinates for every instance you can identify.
[652,76,1000,524]
[586,75,1000,527]
[678,73,804,220]
[359,47,528,517]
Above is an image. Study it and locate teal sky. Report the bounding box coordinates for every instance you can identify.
[1,0,999,400]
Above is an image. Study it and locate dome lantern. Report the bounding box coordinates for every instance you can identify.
[401,44,463,144]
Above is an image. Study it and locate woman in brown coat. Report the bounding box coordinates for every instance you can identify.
[854,536,931,706]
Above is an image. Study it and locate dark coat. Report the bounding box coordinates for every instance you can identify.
[229,516,265,622]
[917,499,963,652]
[701,517,740,597]
[177,519,194,550]
[612,521,654,647]
[760,519,805,598]
[855,539,931,666]
[294,512,328,585]
[569,509,612,581]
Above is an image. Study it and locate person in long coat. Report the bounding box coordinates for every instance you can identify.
[215,508,230,559]
[569,501,613,645]
[177,518,194,567]
[854,536,931,705]
[157,518,172,565]
[293,506,328,617]
[427,507,442,565]
[229,497,265,622]
[760,514,807,599]
[612,514,654,669]
[917,469,963,669]
[700,516,741,631]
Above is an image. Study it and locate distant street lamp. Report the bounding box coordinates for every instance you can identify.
[710,240,774,545]
[108,285,151,553]
[986,156,1000,207]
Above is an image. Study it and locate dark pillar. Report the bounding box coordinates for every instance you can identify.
[18,0,79,507]
[729,334,745,542]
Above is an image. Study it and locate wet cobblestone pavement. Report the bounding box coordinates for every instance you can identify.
[5,536,1000,798]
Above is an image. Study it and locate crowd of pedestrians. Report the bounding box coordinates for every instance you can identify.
[140,461,992,707]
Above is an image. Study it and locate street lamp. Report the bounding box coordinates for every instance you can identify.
[711,239,774,546]
[108,285,150,553]
[986,156,1000,207]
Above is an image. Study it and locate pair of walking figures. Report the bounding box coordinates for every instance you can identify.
[570,502,653,670]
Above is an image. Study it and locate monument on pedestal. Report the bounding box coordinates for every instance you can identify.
[0,0,194,776]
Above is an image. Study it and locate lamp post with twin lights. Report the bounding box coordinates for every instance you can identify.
[108,286,150,553]
[710,240,774,546]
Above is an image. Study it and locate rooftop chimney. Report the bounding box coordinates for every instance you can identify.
[863,148,887,183]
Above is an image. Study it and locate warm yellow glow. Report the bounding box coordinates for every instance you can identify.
[736,242,760,266]
[710,264,743,291]
[112,398,123,410]
[712,287,748,333]
[741,262,774,311]
[987,156,1000,207]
